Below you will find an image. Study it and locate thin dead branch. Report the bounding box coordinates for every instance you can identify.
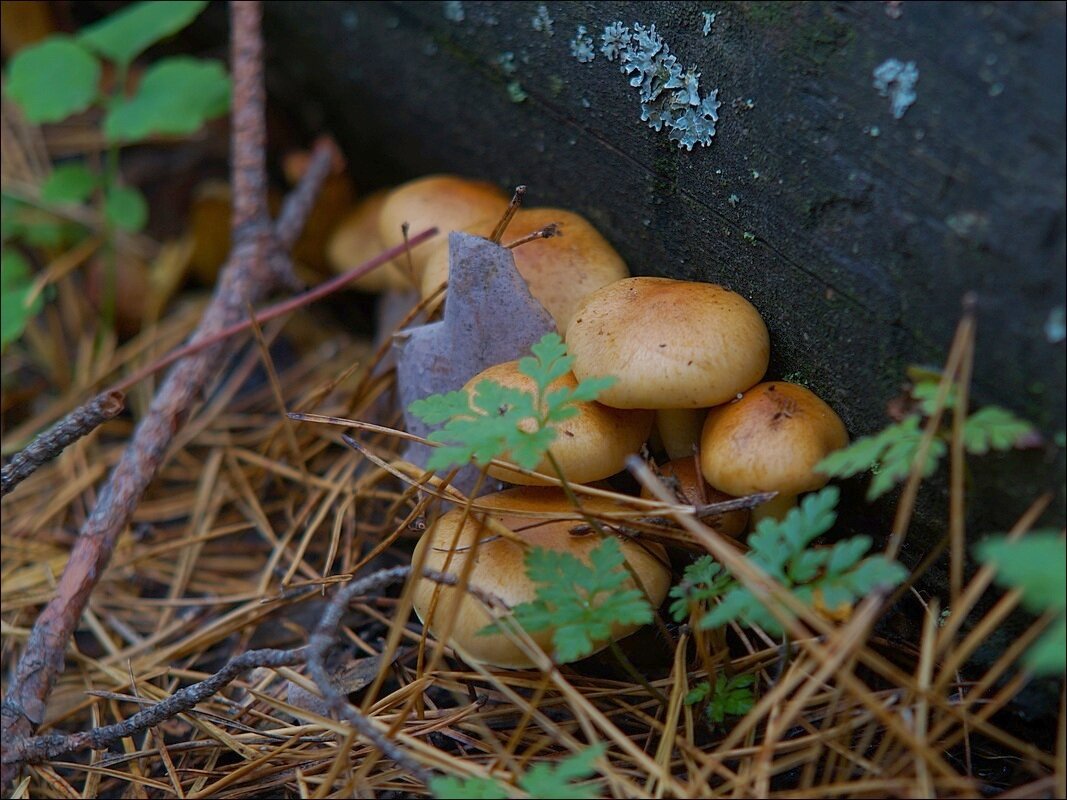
[2,647,307,766]
[1,391,124,497]
[0,2,336,788]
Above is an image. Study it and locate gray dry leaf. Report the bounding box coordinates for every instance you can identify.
[394,231,555,495]
[286,651,400,719]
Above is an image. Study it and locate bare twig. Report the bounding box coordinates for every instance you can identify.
[304,565,432,785]
[2,565,493,772]
[1,391,124,497]
[229,0,269,235]
[505,222,561,249]
[1,648,307,766]
[275,139,332,245]
[105,225,436,397]
[0,213,432,496]
[488,185,526,244]
[0,3,336,788]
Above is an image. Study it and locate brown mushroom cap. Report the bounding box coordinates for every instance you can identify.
[700,382,848,498]
[565,277,770,409]
[326,190,410,292]
[421,208,629,331]
[377,175,507,278]
[412,487,671,668]
[639,458,749,537]
[462,361,654,485]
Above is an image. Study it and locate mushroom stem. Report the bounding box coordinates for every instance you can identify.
[656,408,706,460]
[750,493,798,527]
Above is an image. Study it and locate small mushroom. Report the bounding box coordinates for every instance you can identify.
[565,277,770,410]
[326,189,411,293]
[639,458,749,538]
[420,208,629,331]
[700,382,848,523]
[377,175,508,279]
[460,360,654,485]
[412,486,671,668]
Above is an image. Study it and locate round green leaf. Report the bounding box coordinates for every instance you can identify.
[78,1,208,67]
[1024,618,1066,676]
[6,37,101,123]
[41,163,98,205]
[2,197,27,243]
[2,249,44,347]
[104,57,230,143]
[105,186,148,233]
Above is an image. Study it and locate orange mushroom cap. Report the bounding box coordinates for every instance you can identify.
[421,208,629,331]
[326,189,410,292]
[461,360,653,485]
[378,175,507,279]
[565,277,770,409]
[412,487,670,668]
[700,382,848,499]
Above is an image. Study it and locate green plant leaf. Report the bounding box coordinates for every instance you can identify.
[41,163,98,205]
[484,538,652,664]
[706,672,756,725]
[23,219,84,250]
[669,556,730,622]
[429,775,507,799]
[684,682,711,705]
[684,673,757,727]
[2,249,43,347]
[519,744,605,800]
[408,390,474,425]
[410,333,612,472]
[105,185,148,232]
[6,37,101,123]
[748,487,840,577]
[910,376,957,415]
[519,331,572,391]
[815,428,895,479]
[104,57,230,143]
[697,488,906,637]
[976,533,1066,615]
[562,375,616,404]
[78,0,208,66]
[962,406,1036,455]
[816,416,946,500]
[1023,618,1066,675]
[976,532,1066,676]
[1,197,23,243]
[700,585,768,633]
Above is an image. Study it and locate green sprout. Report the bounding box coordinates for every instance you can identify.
[685,672,757,727]
[430,743,605,799]
[975,532,1066,676]
[481,537,654,664]
[816,374,1037,500]
[407,332,614,473]
[671,488,907,638]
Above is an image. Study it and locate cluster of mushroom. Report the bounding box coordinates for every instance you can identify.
[567,277,849,525]
[326,175,630,330]
[332,175,849,669]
